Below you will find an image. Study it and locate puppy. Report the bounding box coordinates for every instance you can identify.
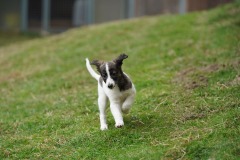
[86,54,136,130]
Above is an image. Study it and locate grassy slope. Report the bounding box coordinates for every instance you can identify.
[0,3,240,159]
[0,31,40,47]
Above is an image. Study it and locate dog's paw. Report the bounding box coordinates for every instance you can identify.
[100,125,108,131]
[115,122,124,128]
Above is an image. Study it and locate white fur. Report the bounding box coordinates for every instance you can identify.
[86,58,136,130]
[86,58,100,80]
[105,63,116,88]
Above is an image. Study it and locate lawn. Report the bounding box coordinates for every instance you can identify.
[0,2,240,159]
[0,31,40,47]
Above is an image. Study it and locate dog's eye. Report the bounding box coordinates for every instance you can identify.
[102,73,107,78]
[111,71,117,75]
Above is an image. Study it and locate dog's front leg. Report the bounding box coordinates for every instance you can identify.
[110,102,124,128]
[98,87,108,130]
[122,94,135,114]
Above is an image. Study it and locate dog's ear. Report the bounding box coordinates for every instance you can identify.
[91,60,103,73]
[114,54,128,66]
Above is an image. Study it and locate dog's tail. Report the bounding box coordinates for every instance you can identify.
[86,58,100,81]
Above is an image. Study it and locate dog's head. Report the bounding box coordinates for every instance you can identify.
[91,54,128,89]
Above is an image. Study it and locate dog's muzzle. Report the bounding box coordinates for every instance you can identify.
[108,84,114,89]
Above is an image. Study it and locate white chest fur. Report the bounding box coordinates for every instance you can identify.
[102,81,136,103]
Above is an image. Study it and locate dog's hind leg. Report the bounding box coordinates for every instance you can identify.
[122,94,135,114]
[98,86,108,130]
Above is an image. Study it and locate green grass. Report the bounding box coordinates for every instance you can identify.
[0,31,40,47]
[0,2,240,159]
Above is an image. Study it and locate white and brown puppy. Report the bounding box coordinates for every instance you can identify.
[86,54,136,130]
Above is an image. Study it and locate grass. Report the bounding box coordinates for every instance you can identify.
[0,2,240,159]
[0,31,40,47]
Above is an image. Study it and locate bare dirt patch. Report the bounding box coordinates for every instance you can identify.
[173,64,222,89]
[229,75,240,86]
[0,72,23,83]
